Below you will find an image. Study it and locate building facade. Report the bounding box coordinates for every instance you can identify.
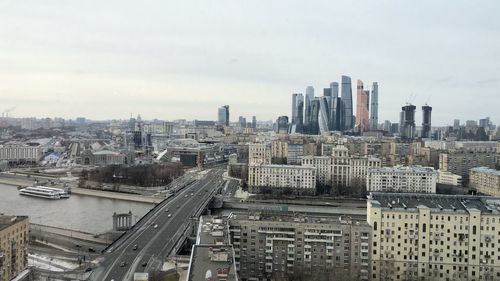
[0,145,42,166]
[247,164,316,195]
[366,166,437,193]
[249,143,272,165]
[437,170,463,186]
[470,167,500,196]
[228,212,371,281]
[0,216,29,281]
[368,193,500,281]
[439,151,497,184]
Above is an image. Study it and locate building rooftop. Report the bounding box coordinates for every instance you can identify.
[252,163,316,170]
[471,167,500,176]
[228,212,367,227]
[368,165,436,174]
[369,192,500,214]
[0,215,28,232]
[187,216,237,281]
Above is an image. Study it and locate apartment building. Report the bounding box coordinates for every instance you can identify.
[0,145,42,165]
[228,212,371,281]
[249,143,272,165]
[0,216,29,281]
[366,166,437,193]
[302,143,382,188]
[368,193,500,281]
[350,156,382,187]
[439,151,497,184]
[470,167,500,196]
[247,164,316,195]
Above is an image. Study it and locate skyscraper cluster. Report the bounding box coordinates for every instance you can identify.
[290,75,379,135]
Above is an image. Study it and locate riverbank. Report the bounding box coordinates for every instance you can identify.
[71,187,164,204]
[0,173,164,204]
[31,223,111,244]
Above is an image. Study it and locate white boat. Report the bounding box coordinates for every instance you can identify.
[19,186,70,199]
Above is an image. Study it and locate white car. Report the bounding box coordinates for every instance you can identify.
[168,214,172,218]
[153,224,158,229]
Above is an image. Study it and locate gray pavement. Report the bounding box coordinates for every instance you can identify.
[89,168,226,281]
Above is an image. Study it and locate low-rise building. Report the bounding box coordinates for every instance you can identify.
[80,150,132,166]
[248,164,316,195]
[366,166,437,193]
[470,167,500,196]
[368,193,500,281]
[0,216,29,281]
[228,212,371,281]
[437,170,463,186]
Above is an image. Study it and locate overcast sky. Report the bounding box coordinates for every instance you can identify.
[0,0,499,125]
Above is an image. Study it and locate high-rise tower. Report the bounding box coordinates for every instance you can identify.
[291,93,304,127]
[355,80,370,133]
[369,82,379,130]
[341,75,354,131]
[422,105,432,139]
[329,82,339,130]
[218,105,230,126]
[304,86,314,126]
[400,104,416,139]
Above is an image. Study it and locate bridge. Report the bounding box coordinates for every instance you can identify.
[88,168,226,281]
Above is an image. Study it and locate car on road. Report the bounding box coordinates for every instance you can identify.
[133,244,138,250]
[184,194,188,198]
[153,223,158,229]
[88,247,95,253]
[84,267,92,272]
[141,261,147,267]
[168,213,172,218]
[119,261,126,267]
[190,192,194,196]
[165,208,169,212]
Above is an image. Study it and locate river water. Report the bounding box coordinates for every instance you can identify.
[0,184,154,234]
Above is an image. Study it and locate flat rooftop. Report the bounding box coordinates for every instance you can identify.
[0,215,28,232]
[368,165,436,174]
[471,166,500,176]
[189,245,237,281]
[369,192,500,214]
[188,216,237,281]
[228,212,367,227]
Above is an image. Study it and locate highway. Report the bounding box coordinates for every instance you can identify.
[89,168,226,281]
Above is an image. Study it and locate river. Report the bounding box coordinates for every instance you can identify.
[0,184,154,234]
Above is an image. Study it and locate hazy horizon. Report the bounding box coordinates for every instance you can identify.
[1,0,499,126]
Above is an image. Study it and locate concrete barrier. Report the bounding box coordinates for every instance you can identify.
[31,223,111,244]
[71,187,162,204]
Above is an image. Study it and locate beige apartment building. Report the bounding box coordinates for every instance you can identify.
[368,193,500,281]
[0,216,29,281]
[247,164,316,195]
[470,167,500,196]
[366,166,438,193]
[228,212,371,281]
[249,143,272,165]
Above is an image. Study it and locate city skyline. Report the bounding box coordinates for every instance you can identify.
[1,1,499,124]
